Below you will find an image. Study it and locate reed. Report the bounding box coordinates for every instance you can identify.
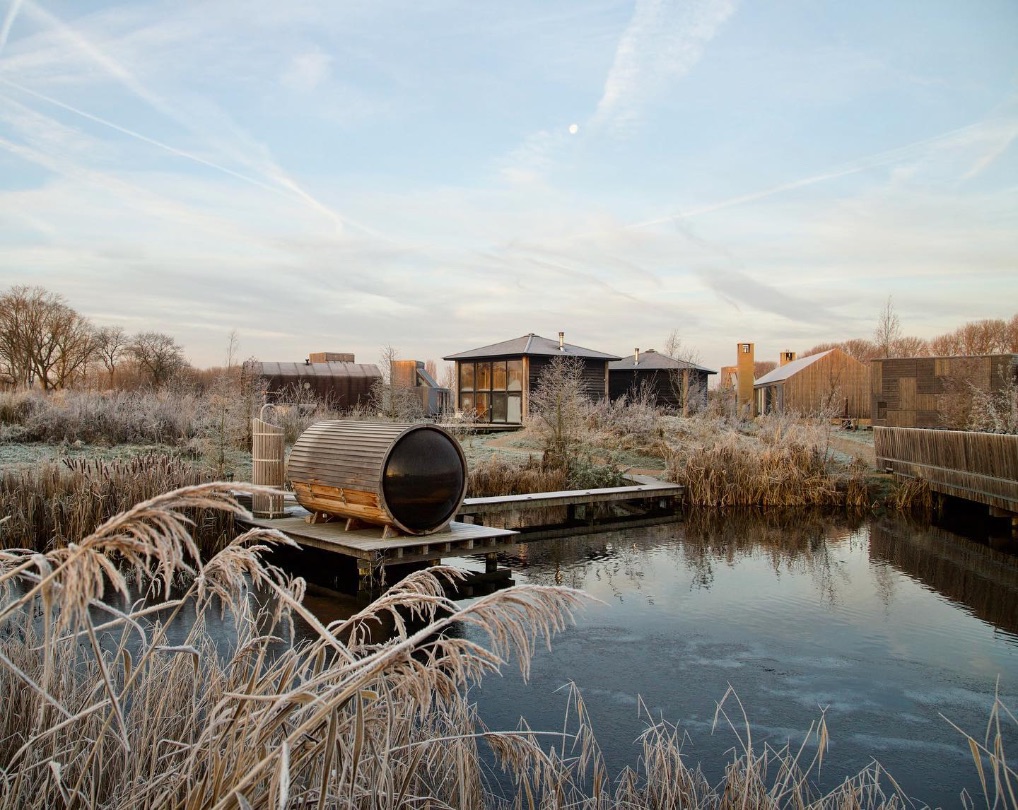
[0,455,231,557]
[467,454,568,497]
[0,486,1007,808]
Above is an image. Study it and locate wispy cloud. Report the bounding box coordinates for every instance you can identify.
[0,0,26,58]
[593,0,736,136]
[630,114,1018,228]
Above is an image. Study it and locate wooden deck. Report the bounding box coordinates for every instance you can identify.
[874,427,1018,515]
[241,508,519,567]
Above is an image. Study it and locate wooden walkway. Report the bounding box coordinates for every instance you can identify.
[238,476,684,593]
[456,477,683,539]
[874,427,1018,515]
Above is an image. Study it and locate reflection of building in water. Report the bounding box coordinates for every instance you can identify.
[869,518,1018,636]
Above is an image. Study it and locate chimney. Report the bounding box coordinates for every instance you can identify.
[779,351,797,366]
[558,331,565,351]
[634,348,640,365]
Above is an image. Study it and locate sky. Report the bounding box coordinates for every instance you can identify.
[0,0,1016,375]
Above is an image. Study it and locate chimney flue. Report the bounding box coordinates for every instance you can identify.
[634,348,640,365]
[558,331,565,351]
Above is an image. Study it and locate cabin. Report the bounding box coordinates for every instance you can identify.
[609,349,717,412]
[443,332,620,424]
[243,353,381,409]
[871,354,1018,428]
[754,348,869,419]
[391,359,453,418]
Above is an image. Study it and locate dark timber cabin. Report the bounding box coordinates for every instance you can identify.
[443,332,620,424]
[243,352,381,408]
[754,348,870,419]
[871,354,1018,428]
[609,349,717,412]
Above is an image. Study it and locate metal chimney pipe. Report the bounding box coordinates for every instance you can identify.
[558,331,565,351]
[634,348,640,365]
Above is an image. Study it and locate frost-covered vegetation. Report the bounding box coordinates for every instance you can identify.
[1,486,1011,809]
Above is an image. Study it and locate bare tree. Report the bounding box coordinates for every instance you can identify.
[0,285,95,390]
[892,335,928,358]
[528,356,588,468]
[225,329,240,369]
[127,331,187,387]
[93,325,128,386]
[874,296,902,358]
[664,330,706,415]
[968,361,1018,434]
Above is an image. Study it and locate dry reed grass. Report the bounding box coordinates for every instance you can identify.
[467,454,569,498]
[0,455,231,557]
[0,486,1007,808]
[665,414,874,509]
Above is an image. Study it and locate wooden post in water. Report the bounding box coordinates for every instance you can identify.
[251,417,285,518]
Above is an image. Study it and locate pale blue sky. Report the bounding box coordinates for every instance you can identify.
[1,0,1015,373]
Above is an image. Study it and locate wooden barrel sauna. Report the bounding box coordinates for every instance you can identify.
[286,420,467,535]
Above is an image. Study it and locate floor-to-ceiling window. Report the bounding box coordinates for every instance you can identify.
[458,359,524,423]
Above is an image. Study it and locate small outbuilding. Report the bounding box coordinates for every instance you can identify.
[871,354,1018,428]
[243,353,381,409]
[443,332,620,424]
[609,349,716,412]
[391,359,453,418]
[754,349,869,419]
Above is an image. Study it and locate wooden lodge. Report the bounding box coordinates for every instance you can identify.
[243,353,381,408]
[754,348,869,419]
[443,332,620,425]
[609,349,716,412]
[871,354,1018,429]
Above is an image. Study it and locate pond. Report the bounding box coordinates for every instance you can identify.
[436,511,1018,807]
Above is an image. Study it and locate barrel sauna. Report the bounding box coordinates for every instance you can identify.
[286,421,467,535]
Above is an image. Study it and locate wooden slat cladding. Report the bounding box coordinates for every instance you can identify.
[528,357,610,402]
[251,418,285,517]
[874,427,1018,512]
[287,420,467,535]
[871,354,1016,428]
[772,350,870,418]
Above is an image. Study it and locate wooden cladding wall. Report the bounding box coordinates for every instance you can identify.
[528,356,609,402]
[874,427,1018,512]
[759,350,869,418]
[871,355,1017,428]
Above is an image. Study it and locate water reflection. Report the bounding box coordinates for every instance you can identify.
[451,511,1018,807]
[869,517,1018,639]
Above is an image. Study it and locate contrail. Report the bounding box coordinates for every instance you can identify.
[0,77,380,236]
[628,119,997,229]
[0,0,25,58]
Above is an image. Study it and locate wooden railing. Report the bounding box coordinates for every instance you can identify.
[874,427,1018,513]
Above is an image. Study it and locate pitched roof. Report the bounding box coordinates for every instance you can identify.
[753,350,834,386]
[609,349,716,374]
[444,334,620,361]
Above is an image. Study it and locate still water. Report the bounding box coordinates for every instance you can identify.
[436,512,1018,807]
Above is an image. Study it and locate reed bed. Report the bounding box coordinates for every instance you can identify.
[468,455,569,498]
[1,486,1009,808]
[0,455,232,557]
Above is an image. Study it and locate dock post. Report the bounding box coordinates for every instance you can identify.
[356,560,374,599]
[485,552,498,574]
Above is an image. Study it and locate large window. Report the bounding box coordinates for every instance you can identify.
[459,359,524,423]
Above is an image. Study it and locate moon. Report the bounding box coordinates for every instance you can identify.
[568,123,579,135]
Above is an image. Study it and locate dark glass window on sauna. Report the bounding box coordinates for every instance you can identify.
[458,359,524,423]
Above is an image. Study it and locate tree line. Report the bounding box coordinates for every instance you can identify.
[804,303,1018,362]
[0,285,188,390]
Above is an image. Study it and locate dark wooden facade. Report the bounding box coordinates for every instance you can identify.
[754,348,870,419]
[871,354,1017,428]
[243,358,381,408]
[443,333,619,424]
[608,349,716,410]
